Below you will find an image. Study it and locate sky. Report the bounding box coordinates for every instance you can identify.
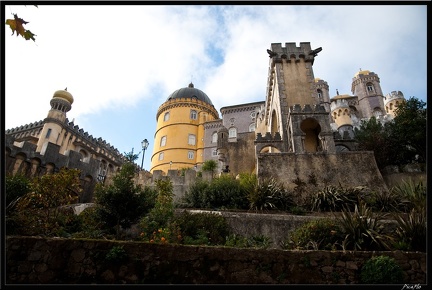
[3,4,428,171]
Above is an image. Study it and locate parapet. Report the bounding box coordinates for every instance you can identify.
[289,104,327,114]
[384,91,405,105]
[268,42,320,64]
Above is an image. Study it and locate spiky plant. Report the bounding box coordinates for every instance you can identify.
[393,208,426,252]
[336,201,392,251]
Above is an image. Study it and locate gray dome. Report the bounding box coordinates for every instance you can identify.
[167,83,213,106]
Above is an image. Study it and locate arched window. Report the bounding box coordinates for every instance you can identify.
[317,89,323,99]
[190,110,197,120]
[188,134,196,145]
[188,151,194,159]
[164,112,170,121]
[158,152,164,160]
[212,132,218,143]
[229,127,237,138]
[367,83,375,92]
[249,123,255,132]
[160,136,167,147]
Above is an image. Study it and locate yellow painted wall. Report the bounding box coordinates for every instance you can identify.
[150,98,218,173]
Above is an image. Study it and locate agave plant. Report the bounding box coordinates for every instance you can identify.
[391,179,426,212]
[393,208,426,252]
[247,177,287,211]
[336,201,393,251]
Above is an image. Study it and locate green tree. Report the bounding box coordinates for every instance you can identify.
[201,159,218,175]
[123,148,140,162]
[94,162,157,238]
[13,168,82,236]
[138,178,179,243]
[5,174,30,205]
[354,117,394,169]
[354,97,426,168]
[390,97,427,162]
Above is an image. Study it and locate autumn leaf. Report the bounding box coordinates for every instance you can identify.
[5,14,36,42]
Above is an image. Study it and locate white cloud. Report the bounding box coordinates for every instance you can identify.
[4,4,427,169]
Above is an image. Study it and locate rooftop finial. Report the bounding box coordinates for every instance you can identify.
[65,87,67,91]
[336,89,339,95]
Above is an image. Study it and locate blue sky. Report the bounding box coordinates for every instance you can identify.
[4,4,427,171]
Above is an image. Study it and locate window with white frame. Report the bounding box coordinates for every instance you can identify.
[190,110,197,120]
[212,132,217,143]
[249,123,255,132]
[367,83,374,92]
[212,149,218,156]
[158,152,164,160]
[188,151,194,159]
[188,134,196,145]
[229,127,237,138]
[164,112,170,121]
[160,136,167,147]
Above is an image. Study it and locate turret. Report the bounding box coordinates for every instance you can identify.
[384,90,405,118]
[351,70,385,119]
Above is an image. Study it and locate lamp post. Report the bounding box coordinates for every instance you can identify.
[141,139,149,170]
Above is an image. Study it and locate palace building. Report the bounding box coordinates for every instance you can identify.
[5,41,406,201]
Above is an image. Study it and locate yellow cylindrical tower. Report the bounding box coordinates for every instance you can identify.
[384,90,405,118]
[150,83,219,173]
[36,89,74,153]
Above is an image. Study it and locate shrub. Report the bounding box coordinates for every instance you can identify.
[308,184,366,212]
[365,190,401,212]
[182,179,210,208]
[5,174,30,205]
[175,210,230,246]
[360,255,403,284]
[392,208,426,252]
[284,218,343,250]
[247,177,287,211]
[13,168,82,237]
[105,245,128,263]
[139,179,176,242]
[225,234,272,249]
[336,202,392,251]
[391,179,426,212]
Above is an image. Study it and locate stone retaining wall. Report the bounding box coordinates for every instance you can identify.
[6,236,426,284]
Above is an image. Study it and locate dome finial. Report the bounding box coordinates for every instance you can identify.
[188,82,194,88]
[65,87,67,91]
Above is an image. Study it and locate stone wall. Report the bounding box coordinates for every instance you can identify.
[6,236,426,284]
[257,151,389,193]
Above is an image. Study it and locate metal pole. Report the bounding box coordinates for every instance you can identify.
[141,149,145,170]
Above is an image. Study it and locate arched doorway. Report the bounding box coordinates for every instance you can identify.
[300,118,321,153]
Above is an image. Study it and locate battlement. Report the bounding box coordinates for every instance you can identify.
[64,119,123,158]
[255,132,282,142]
[330,99,350,111]
[269,42,320,63]
[289,104,327,114]
[6,120,44,134]
[384,91,405,105]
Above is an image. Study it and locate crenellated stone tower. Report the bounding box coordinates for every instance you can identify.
[351,70,385,119]
[255,42,389,193]
[256,42,335,154]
